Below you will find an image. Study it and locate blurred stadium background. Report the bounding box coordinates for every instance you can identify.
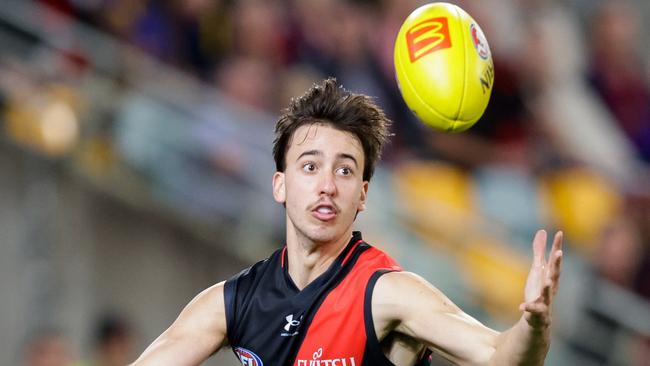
[1,0,650,365]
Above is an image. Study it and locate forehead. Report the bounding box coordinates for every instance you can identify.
[287,123,364,158]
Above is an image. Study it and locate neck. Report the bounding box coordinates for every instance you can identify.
[285,226,353,290]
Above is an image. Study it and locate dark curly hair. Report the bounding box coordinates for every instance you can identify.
[273,78,392,182]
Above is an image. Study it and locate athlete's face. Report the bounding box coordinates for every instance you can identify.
[273,123,368,245]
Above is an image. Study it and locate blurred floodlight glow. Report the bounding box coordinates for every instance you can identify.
[40,100,79,155]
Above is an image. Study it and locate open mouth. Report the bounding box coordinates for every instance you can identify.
[311,204,337,221]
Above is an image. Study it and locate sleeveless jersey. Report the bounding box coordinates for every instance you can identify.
[223,231,432,366]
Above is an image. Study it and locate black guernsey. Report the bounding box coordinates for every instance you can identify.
[223,231,432,366]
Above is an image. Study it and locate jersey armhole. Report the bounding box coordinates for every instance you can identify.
[363,270,433,366]
[223,278,237,345]
[363,269,399,366]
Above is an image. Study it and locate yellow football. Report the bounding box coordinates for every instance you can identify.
[394,2,494,132]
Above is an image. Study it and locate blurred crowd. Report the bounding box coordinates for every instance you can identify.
[23,315,134,366]
[30,0,650,163]
[2,0,650,364]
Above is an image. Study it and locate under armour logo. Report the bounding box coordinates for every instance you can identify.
[284,314,301,332]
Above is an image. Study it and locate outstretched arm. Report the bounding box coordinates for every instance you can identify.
[373,230,563,365]
[130,281,228,366]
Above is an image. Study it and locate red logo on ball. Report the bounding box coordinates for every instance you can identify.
[405,17,452,63]
[470,24,489,60]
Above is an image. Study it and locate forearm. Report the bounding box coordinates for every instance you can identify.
[489,316,550,366]
[131,334,223,366]
[131,338,183,366]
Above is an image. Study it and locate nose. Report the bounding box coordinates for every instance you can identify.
[319,171,337,197]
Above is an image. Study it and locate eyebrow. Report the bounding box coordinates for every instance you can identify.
[296,150,359,168]
[338,153,359,168]
[296,150,321,161]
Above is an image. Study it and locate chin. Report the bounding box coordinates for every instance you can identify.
[306,230,336,244]
[304,225,344,245]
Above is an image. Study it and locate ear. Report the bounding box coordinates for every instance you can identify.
[272,171,286,203]
[357,181,369,213]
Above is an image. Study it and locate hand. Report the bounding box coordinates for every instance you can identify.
[520,230,563,330]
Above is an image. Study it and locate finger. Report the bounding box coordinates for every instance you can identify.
[551,231,563,251]
[548,231,563,277]
[529,281,553,306]
[521,303,551,328]
[521,301,548,314]
[549,251,563,294]
[550,231,564,259]
[532,230,548,267]
[549,249,563,280]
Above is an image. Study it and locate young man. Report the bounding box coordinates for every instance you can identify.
[130,79,563,366]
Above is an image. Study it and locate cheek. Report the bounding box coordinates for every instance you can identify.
[285,179,310,204]
[341,182,363,203]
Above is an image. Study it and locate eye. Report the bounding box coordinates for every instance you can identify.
[302,162,316,172]
[337,166,352,176]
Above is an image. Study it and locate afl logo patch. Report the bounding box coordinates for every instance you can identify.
[470,23,489,60]
[235,347,263,366]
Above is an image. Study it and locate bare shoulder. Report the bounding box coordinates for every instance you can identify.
[373,271,462,318]
[186,281,226,312]
[172,281,227,337]
[370,271,457,342]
